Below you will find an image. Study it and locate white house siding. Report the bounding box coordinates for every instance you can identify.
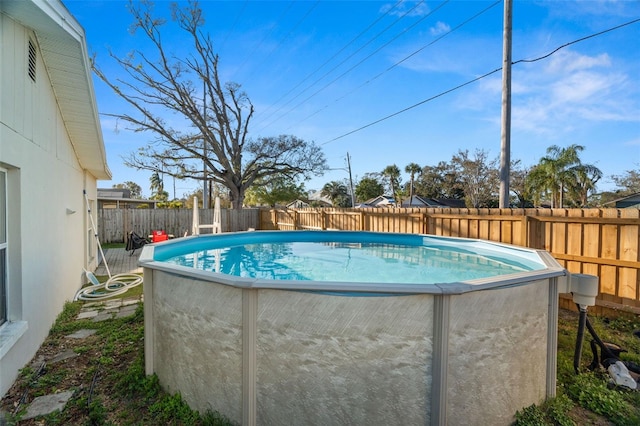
[0,3,108,397]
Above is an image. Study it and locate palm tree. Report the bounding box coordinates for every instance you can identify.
[382,164,401,206]
[149,171,165,200]
[567,164,602,207]
[405,162,421,206]
[527,145,584,208]
[321,181,350,207]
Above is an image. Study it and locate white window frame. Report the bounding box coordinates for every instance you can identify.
[0,168,6,326]
[0,166,27,360]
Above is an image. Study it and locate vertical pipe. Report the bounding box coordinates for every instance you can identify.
[242,289,258,426]
[499,0,513,208]
[143,266,155,375]
[431,295,450,425]
[574,306,587,374]
[547,277,559,397]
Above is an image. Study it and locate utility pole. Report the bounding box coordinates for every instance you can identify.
[499,0,513,208]
[346,152,355,208]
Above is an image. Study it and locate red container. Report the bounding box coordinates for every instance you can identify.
[152,230,168,242]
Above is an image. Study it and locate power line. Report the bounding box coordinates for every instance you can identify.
[513,17,640,65]
[267,0,450,131]
[233,1,295,78]
[243,1,320,84]
[321,17,640,146]
[253,0,405,125]
[254,0,433,133]
[218,0,248,54]
[296,0,501,130]
[321,66,502,145]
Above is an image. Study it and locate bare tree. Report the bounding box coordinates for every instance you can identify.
[611,169,640,195]
[414,162,464,200]
[451,149,499,208]
[92,1,327,208]
[509,160,532,208]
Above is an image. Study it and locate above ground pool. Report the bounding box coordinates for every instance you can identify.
[155,231,546,285]
[139,230,570,425]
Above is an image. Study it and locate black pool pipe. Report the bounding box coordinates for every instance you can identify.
[574,302,627,374]
[574,305,587,374]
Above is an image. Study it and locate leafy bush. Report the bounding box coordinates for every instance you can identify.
[567,372,635,425]
[514,394,575,426]
[514,404,547,425]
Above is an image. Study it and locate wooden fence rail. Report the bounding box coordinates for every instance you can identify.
[260,207,640,315]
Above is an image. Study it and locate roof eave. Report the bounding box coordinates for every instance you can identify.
[1,0,112,180]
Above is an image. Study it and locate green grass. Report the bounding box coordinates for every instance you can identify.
[4,297,235,425]
[516,310,640,425]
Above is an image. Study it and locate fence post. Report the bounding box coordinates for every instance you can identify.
[521,213,529,247]
[422,212,428,234]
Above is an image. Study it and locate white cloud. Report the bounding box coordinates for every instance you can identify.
[381,1,431,18]
[458,45,639,137]
[545,50,611,74]
[429,21,450,36]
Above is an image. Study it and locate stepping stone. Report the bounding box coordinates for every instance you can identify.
[105,301,123,310]
[22,390,74,420]
[82,301,105,308]
[29,356,46,370]
[120,304,139,313]
[49,350,78,364]
[115,308,136,319]
[77,310,99,319]
[66,329,97,339]
[92,312,114,322]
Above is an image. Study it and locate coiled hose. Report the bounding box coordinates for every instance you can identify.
[74,270,143,301]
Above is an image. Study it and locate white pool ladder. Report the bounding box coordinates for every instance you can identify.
[192,196,222,235]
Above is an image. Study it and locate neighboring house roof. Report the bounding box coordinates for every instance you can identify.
[431,198,467,208]
[401,195,447,208]
[98,188,157,209]
[603,192,640,208]
[99,188,132,199]
[362,195,396,207]
[286,199,310,209]
[308,190,333,206]
[1,0,111,180]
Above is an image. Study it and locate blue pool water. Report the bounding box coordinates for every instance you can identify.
[155,231,545,285]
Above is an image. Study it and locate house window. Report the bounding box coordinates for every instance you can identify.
[0,169,7,326]
[28,39,37,83]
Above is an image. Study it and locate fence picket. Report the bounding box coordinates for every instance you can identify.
[98,208,260,243]
[258,207,639,313]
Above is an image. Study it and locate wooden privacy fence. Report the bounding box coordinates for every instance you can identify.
[260,207,640,315]
[98,208,260,244]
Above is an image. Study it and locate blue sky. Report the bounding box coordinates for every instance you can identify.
[64,0,640,198]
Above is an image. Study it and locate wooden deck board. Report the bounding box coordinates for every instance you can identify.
[95,248,143,276]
